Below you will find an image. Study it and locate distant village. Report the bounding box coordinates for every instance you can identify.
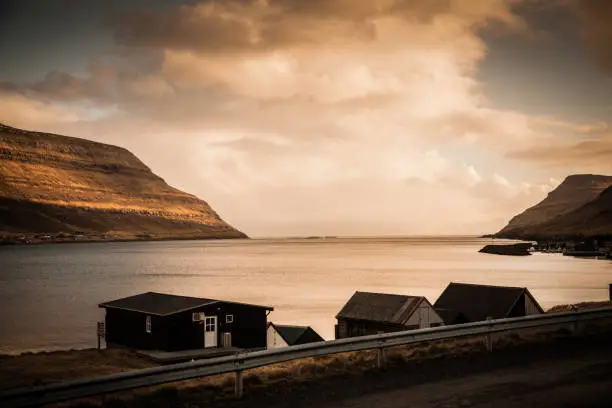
[98,282,558,363]
[534,238,612,259]
[481,238,612,259]
[0,231,149,245]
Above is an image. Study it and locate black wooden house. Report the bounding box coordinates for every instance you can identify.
[433,282,544,324]
[99,292,273,351]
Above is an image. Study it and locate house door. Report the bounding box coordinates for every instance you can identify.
[204,316,217,348]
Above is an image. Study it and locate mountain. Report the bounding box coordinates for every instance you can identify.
[0,123,247,243]
[527,185,612,238]
[494,174,612,239]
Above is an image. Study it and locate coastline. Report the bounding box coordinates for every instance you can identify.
[0,232,249,246]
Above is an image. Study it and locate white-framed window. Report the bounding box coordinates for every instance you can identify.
[226,314,234,324]
[145,316,152,333]
[205,316,216,332]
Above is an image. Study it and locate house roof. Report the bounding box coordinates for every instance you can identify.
[434,308,468,325]
[335,291,426,325]
[433,282,543,322]
[269,323,324,345]
[99,292,273,316]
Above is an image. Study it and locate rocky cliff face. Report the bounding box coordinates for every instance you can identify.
[0,123,247,241]
[525,185,612,238]
[494,174,612,239]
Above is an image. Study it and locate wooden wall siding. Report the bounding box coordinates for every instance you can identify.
[267,327,289,349]
[509,294,526,317]
[506,292,543,319]
[167,303,268,351]
[221,303,268,349]
[337,318,407,339]
[105,309,169,350]
[104,302,269,351]
[525,293,544,315]
[403,300,445,328]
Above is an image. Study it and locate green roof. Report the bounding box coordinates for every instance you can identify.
[272,324,311,345]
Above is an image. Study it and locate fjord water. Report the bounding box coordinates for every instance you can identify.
[1,236,611,354]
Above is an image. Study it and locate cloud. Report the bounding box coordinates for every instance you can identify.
[509,130,612,172]
[0,92,82,127]
[570,0,612,74]
[0,0,579,235]
[201,167,557,237]
[111,0,526,53]
[507,113,612,173]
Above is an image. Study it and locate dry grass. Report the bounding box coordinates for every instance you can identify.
[547,301,612,313]
[0,349,154,391]
[59,330,582,407]
[4,317,612,407]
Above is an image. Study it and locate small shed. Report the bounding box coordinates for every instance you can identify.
[335,291,444,339]
[433,282,543,324]
[99,292,273,351]
[267,323,324,349]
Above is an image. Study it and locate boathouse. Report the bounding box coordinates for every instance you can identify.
[433,282,544,324]
[335,291,444,339]
[267,323,324,348]
[99,292,273,351]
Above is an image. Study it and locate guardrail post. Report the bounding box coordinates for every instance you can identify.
[235,370,243,398]
[376,348,386,369]
[485,317,493,352]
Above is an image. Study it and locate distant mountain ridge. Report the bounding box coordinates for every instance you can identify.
[0,123,247,242]
[493,174,612,239]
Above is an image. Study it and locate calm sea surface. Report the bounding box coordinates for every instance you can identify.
[1,236,611,354]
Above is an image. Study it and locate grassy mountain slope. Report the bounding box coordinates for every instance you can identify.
[494,174,612,239]
[0,123,246,241]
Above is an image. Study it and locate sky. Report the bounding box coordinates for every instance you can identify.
[1,0,611,237]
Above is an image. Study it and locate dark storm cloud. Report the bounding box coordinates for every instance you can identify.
[571,0,612,74]
[1,68,116,102]
[266,0,450,20]
[0,0,201,80]
[111,2,256,52]
[109,0,520,52]
[110,0,378,52]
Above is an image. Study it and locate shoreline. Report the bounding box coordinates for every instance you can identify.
[2,234,524,247]
[0,233,249,247]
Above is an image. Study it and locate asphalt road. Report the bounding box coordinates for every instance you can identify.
[220,335,612,408]
[325,343,612,408]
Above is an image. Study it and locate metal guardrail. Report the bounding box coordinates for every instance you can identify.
[2,306,612,407]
